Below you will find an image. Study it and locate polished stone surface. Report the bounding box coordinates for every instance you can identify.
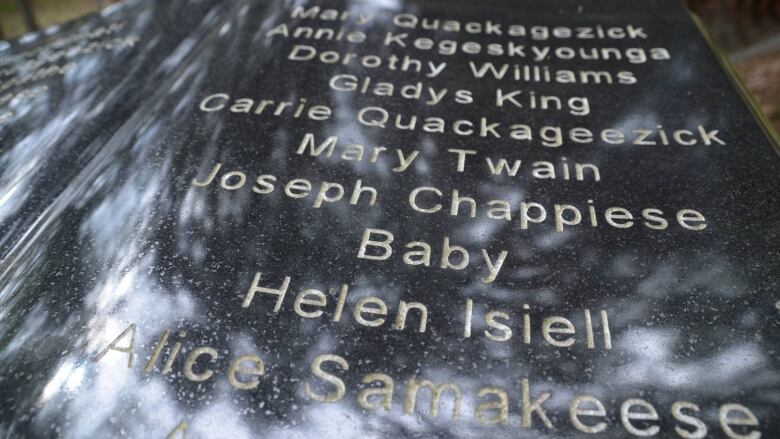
[0,0,778,437]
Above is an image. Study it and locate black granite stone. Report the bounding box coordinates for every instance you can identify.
[0,0,778,437]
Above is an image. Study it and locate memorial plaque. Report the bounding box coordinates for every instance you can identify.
[0,0,778,437]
